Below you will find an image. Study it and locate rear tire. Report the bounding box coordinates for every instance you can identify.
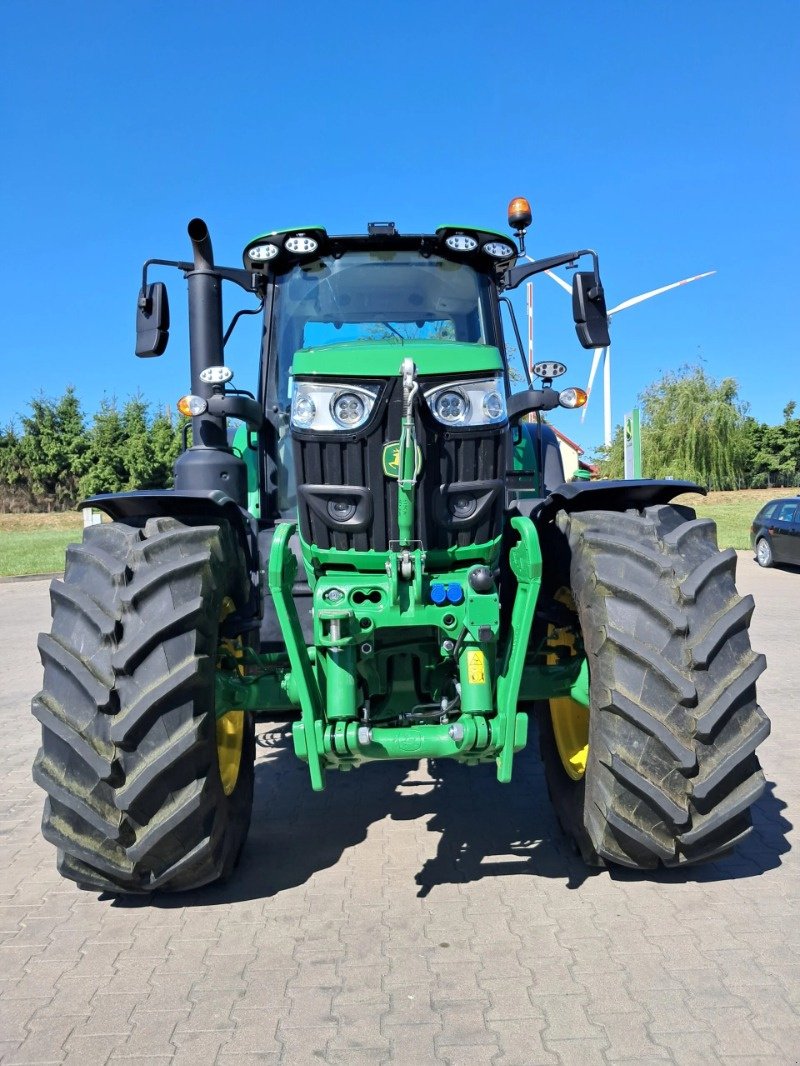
[32,517,255,894]
[540,504,769,868]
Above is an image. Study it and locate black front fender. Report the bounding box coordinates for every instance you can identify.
[535,479,706,523]
[80,489,260,577]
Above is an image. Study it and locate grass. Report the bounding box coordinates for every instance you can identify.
[0,512,85,578]
[1,487,798,576]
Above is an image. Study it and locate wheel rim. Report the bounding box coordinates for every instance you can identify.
[216,597,245,797]
[546,612,589,781]
[757,540,769,565]
[549,696,589,780]
[216,711,245,796]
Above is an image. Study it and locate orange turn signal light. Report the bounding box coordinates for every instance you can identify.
[508,196,532,231]
[559,387,587,409]
[177,394,208,417]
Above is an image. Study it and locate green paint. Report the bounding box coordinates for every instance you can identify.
[292,341,503,378]
[267,523,326,790]
[247,226,327,241]
[231,424,260,518]
[495,516,543,783]
[299,534,502,577]
[624,408,642,479]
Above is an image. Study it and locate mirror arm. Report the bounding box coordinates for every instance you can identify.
[139,259,193,307]
[503,249,601,292]
[139,259,264,306]
[507,388,561,423]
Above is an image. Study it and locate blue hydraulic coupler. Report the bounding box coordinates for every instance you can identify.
[430,582,447,605]
[446,584,464,605]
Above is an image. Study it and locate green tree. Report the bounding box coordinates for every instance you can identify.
[79,398,128,497]
[0,422,32,509]
[744,401,800,488]
[19,388,88,508]
[597,365,750,489]
[148,408,183,487]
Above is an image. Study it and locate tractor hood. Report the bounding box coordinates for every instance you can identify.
[292,341,503,378]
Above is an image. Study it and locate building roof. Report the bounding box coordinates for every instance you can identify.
[550,425,585,455]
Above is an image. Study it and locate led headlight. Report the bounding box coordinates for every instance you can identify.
[483,240,515,259]
[292,392,317,427]
[248,243,279,262]
[199,365,234,385]
[445,233,478,252]
[331,391,367,428]
[285,235,318,254]
[433,388,470,424]
[291,382,379,432]
[425,377,507,428]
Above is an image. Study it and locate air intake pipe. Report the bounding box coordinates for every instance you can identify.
[186,218,226,448]
[174,218,248,505]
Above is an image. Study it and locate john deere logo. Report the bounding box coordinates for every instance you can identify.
[381,441,423,477]
[382,442,401,476]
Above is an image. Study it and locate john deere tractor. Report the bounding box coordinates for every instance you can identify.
[33,200,770,893]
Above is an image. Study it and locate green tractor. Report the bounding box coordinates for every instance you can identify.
[33,200,769,893]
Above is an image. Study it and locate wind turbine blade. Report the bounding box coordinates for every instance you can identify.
[608,271,716,316]
[581,347,604,423]
[544,269,573,294]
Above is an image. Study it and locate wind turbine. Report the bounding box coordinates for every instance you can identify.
[538,270,716,447]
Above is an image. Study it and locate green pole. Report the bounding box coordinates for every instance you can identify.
[624,408,642,479]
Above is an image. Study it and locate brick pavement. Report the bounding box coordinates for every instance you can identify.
[1,554,798,1064]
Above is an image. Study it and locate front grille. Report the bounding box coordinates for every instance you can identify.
[293,377,505,553]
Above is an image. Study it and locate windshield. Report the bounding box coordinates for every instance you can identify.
[272,250,496,373]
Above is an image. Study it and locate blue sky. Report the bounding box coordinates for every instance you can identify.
[2,1,797,457]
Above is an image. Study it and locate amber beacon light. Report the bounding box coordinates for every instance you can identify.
[507,196,532,233]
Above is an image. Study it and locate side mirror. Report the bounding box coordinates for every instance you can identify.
[136,282,170,357]
[572,271,610,349]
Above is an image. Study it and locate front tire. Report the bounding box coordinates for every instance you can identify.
[32,517,255,894]
[755,537,774,568]
[540,504,769,868]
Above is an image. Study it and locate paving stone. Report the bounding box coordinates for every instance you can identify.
[114,1009,188,1056]
[435,1001,497,1046]
[328,996,391,1052]
[275,1023,337,1064]
[595,1009,671,1061]
[7,1013,78,1064]
[543,1037,609,1064]
[382,1022,440,1061]
[651,1029,722,1064]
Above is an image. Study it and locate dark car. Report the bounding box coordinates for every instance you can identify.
[751,496,800,567]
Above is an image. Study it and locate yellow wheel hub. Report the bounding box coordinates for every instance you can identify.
[549,696,589,780]
[216,597,245,797]
[216,710,245,796]
[546,611,589,781]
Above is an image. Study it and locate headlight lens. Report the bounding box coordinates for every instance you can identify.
[433,389,470,425]
[331,391,367,428]
[483,240,515,259]
[425,377,507,428]
[248,243,279,262]
[285,235,319,254]
[445,233,478,252]
[291,382,379,431]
